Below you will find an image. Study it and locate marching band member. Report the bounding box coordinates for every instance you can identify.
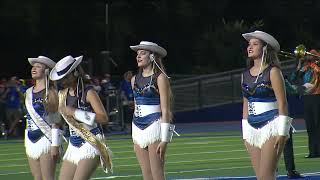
[290,49,320,158]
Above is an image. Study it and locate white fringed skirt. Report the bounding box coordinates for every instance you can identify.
[243,117,286,148]
[132,119,161,148]
[25,130,51,159]
[63,134,103,165]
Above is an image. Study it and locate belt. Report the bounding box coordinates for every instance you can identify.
[69,127,101,147]
[69,123,97,137]
[248,101,278,115]
[27,119,40,131]
[134,104,161,117]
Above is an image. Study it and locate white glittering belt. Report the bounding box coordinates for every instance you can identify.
[134,104,161,117]
[248,101,278,115]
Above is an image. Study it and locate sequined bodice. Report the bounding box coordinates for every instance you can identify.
[26,89,46,121]
[25,89,47,132]
[242,66,279,128]
[66,86,94,112]
[242,66,276,101]
[65,86,98,139]
[132,72,162,130]
[133,72,160,105]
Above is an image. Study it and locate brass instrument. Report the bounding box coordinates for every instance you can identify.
[279,44,320,59]
[278,51,296,59]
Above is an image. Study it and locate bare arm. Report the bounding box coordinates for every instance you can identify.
[131,75,136,106]
[270,67,288,116]
[157,73,172,123]
[87,89,108,124]
[243,97,248,119]
[270,67,290,154]
[130,76,135,92]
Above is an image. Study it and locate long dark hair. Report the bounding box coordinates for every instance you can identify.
[247,40,281,69]
[40,65,58,113]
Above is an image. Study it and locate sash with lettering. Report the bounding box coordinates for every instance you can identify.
[58,88,113,173]
[25,87,52,142]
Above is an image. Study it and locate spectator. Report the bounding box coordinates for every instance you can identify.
[120,71,134,132]
[3,76,24,136]
[92,77,102,93]
[100,73,116,107]
[0,83,7,138]
[101,73,115,94]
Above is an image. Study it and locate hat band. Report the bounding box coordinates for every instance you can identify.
[57,63,73,76]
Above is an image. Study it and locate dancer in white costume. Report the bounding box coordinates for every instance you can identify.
[241,31,292,180]
[50,55,112,180]
[130,41,175,180]
[25,56,61,180]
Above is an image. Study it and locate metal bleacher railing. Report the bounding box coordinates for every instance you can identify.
[171,59,297,112]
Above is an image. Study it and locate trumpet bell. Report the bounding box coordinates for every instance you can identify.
[294,44,307,58]
[280,44,320,60]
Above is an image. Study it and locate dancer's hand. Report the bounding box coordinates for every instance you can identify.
[128,101,135,109]
[51,146,60,162]
[156,142,168,161]
[274,136,287,155]
[243,141,249,151]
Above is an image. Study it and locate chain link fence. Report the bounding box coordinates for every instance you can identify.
[172,59,297,112]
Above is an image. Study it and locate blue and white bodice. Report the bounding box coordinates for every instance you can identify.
[242,66,279,128]
[25,89,47,142]
[66,86,101,147]
[133,72,161,130]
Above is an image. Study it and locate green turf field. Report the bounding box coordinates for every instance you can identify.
[0,131,318,180]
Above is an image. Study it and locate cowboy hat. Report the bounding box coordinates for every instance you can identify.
[49,55,83,81]
[28,56,56,68]
[242,30,280,52]
[130,41,167,57]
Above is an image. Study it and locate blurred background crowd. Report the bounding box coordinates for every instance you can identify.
[0,70,134,139]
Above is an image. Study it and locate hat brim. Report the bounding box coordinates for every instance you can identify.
[50,56,83,81]
[28,58,56,69]
[130,45,167,57]
[242,31,280,52]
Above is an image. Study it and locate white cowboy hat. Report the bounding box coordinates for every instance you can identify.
[130,41,167,57]
[242,30,280,52]
[28,56,56,69]
[49,55,83,81]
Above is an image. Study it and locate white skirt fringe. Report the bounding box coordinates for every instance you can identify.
[132,119,161,148]
[63,134,103,165]
[24,130,51,159]
[244,117,283,148]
